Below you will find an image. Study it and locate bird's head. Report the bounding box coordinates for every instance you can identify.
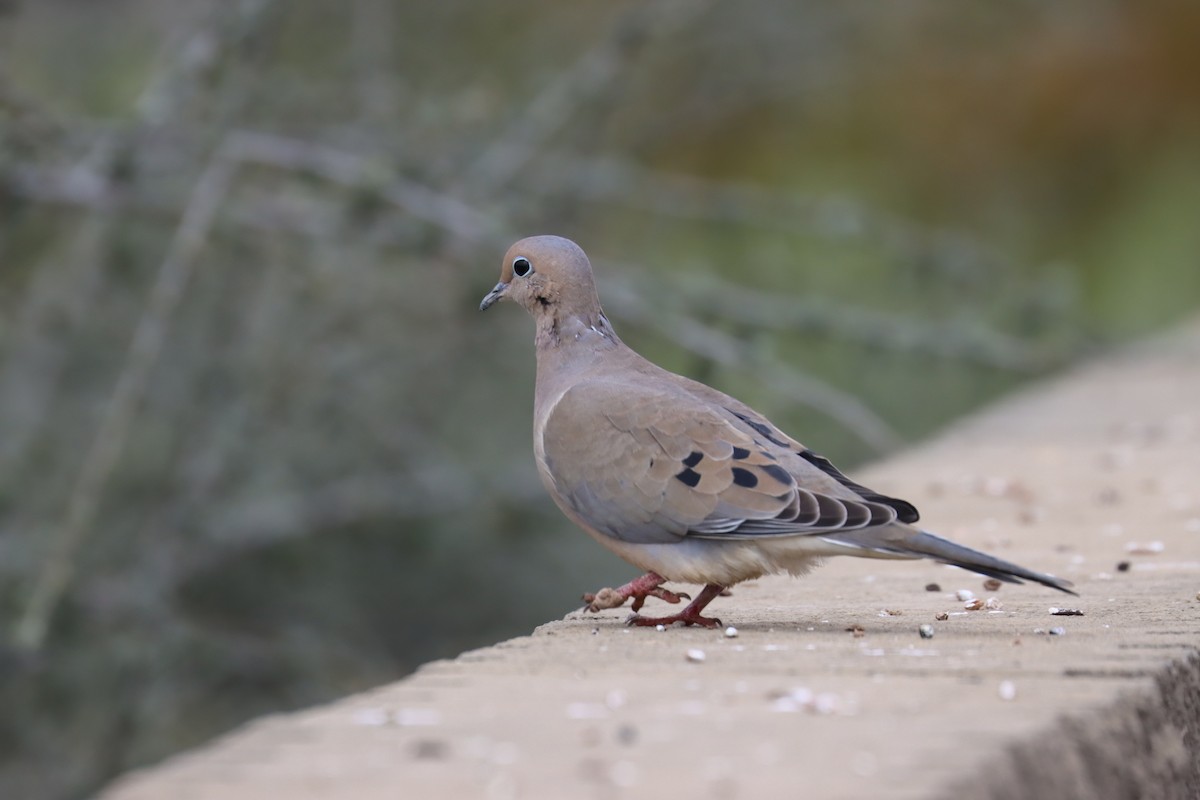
[479,235,602,321]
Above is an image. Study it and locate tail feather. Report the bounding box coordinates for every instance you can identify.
[824,525,1077,595]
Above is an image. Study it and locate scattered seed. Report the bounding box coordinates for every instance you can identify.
[985,597,1004,610]
[998,680,1017,701]
[880,609,903,616]
[964,598,985,611]
[566,703,608,720]
[1116,561,1131,572]
[1049,608,1084,616]
[352,708,390,727]
[846,624,865,637]
[814,693,840,715]
[934,612,949,621]
[925,583,941,592]
[724,626,739,638]
[956,589,976,602]
[655,624,666,632]
[412,739,449,760]
[1016,506,1043,525]
[395,708,442,727]
[918,624,935,639]
[686,648,706,663]
[1125,540,1165,555]
[1048,627,1066,636]
[982,579,1002,591]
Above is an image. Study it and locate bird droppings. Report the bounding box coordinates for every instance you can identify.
[1032,626,1069,636]
[724,626,739,638]
[686,648,707,663]
[879,608,903,617]
[985,597,1004,610]
[935,612,950,621]
[655,624,666,632]
[1049,608,1084,616]
[918,624,935,639]
[982,578,1003,591]
[956,589,976,602]
[846,625,865,637]
[998,680,1017,701]
[1125,540,1165,554]
[964,598,985,611]
[925,582,942,592]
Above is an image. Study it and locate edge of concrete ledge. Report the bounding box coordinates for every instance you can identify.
[101,320,1200,800]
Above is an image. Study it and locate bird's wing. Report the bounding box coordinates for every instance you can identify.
[539,379,902,544]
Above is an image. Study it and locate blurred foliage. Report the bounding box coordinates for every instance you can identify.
[1,0,1199,797]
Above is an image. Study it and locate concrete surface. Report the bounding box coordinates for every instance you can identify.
[101,320,1200,800]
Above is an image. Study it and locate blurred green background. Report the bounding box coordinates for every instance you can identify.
[2,0,1199,797]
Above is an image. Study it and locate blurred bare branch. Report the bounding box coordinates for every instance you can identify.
[462,0,715,196]
[14,139,237,652]
[603,273,902,452]
[675,275,1063,371]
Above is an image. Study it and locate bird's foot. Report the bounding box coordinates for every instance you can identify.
[625,583,725,629]
[581,572,689,613]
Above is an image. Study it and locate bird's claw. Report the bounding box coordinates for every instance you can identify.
[581,574,689,614]
[625,611,723,629]
[581,586,626,612]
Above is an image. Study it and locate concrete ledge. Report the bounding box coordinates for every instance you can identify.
[101,320,1200,800]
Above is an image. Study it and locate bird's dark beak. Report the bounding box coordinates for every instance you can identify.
[479,282,508,311]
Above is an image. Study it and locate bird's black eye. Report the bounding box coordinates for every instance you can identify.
[512,257,532,277]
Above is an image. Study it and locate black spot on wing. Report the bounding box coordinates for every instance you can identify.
[760,463,793,486]
[675,467,701,488]
[731,467,758,488]
[797,449,920,523]
[682,451,703,468]
[728,410,790,448]
[731,446,751,460]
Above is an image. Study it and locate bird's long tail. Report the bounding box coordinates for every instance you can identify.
[824,525,1077,595]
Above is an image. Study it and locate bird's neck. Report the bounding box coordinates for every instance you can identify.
[534,307,620,352]
[533,308,623,400]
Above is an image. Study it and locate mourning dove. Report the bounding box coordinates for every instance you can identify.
[480,235,1075,628]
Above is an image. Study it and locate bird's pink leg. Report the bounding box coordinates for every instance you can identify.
[626,583,725,629]
[581,572,690,613]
